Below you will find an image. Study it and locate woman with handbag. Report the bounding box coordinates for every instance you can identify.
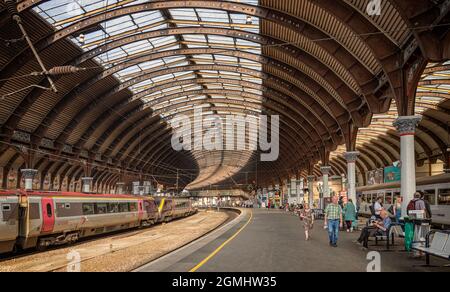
[299,203,314,241]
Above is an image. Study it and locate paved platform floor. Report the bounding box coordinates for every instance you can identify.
[137,209,449,272]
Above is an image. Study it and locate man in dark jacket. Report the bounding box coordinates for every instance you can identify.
[418,191,432,219]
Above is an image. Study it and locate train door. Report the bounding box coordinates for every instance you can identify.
[138,200,144,221]
[41,198,55,233]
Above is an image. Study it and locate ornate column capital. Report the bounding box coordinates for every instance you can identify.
[81,177,93,193]
[307,175,315,182]
[320,166,332,175]
[393,116,422,136]
[21,169,38,179]
[344,151,359,163]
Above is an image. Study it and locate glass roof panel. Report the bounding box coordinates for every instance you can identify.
[34,1,264,121]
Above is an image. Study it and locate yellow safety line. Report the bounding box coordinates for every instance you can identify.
[189,210,253,273]
[158,198,166,214]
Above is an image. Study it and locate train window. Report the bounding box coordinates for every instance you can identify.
[438,189,450,206]
[82,203,95,215]
[46,204,52,217]
[130,203,137,212]
[423,190,436,205]
[385,193,393,204]
[361,194,367,203]
[96,203,108,214]
[108,203,119,213]
[393,192,401,203]
[119,203,130,213]
[2,204,11,211]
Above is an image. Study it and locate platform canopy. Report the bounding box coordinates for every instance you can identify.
[0,0,449,191]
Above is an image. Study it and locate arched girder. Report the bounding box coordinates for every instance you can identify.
[0,25,374,132]
[143,128,304,176]
[359,142,394,167]
[355,150,377,171]
[127,107,312,173]
[328,160,345,177]
[38,45,351,145]
[1,152,21,189]
[117,101,306,169]
[358,135,400,162]
[117,96,326,160]
[330,158,347,176]
[358,147,386,169]
[92,78,327,159]
[417,123,448,157]
[4,1,380,97]
[81,63,335,146]
[0,36,348,148]
[421,114,450,152]
[39,160,55,189]
[310,0,406,108]
[143,128,304,179]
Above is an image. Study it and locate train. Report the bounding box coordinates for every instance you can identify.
[0,190,197,254]
[357,173,450,227]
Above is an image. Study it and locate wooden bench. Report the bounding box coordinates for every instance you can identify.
[412,230,450,266]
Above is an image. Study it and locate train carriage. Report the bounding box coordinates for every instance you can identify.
[0,190,196,254]
[0,191,20,253]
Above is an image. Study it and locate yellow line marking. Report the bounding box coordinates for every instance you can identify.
[158,198,166,214]
[189,210,253,273]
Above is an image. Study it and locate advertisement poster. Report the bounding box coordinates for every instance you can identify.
[384,166,401,183]
[366,168,384,185]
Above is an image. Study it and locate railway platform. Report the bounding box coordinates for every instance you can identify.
[137,209,449,272]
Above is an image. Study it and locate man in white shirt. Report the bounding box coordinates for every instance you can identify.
[374,196,384,218]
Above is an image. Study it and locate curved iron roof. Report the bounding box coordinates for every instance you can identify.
[0,0,449,191]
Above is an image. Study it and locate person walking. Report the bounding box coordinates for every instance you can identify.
[299,203,314,241]
[343,199,357,232]
[324,196,343,247]
[393,196,402,223]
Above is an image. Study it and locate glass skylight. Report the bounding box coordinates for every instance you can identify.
[34,0,264,120]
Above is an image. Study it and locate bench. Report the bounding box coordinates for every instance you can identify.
[370,224,404,250]
[412,230,450,266]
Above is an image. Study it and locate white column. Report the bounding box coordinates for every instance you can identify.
[344,151,359,204]
[81,177,93,193]
[320,166,331,210]
[298,177,305,204]
[393,116,422,217]
[116,182,125,194]
[307,175,315,209]
[21,169,38,191]
[132,181,140,196]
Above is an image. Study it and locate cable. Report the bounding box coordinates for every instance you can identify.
[5,0,58,93]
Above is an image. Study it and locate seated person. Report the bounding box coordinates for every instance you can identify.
[355,210,392,249]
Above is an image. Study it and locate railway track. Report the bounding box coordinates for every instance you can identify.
[0,210,234,272]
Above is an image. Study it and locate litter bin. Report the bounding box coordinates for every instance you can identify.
[403,217,432,254]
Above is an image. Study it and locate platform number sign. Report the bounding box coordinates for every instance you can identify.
[67,251,81,272]
[366,251,381,272]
